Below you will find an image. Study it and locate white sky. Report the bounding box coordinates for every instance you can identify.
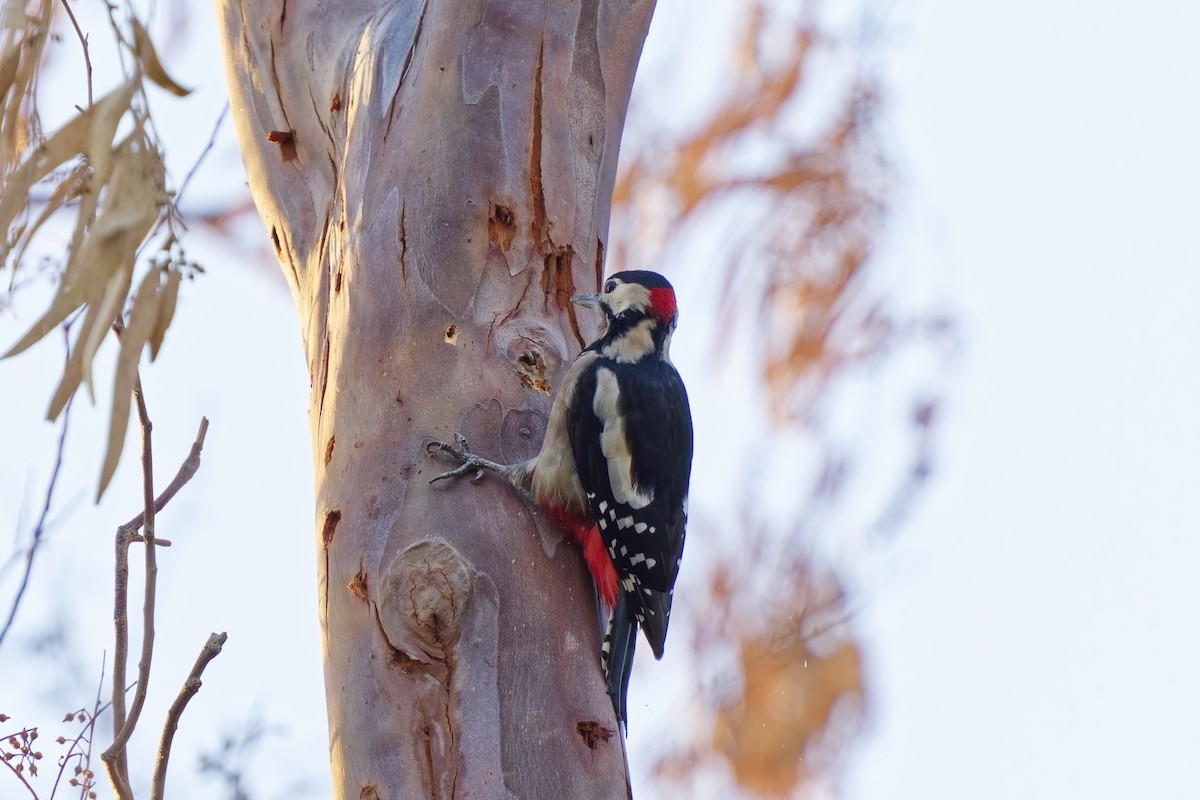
[852,2,1200,799]
[2,1,1198,798]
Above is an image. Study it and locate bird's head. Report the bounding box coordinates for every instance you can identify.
[571,270,678,329]
[571,271,679,362]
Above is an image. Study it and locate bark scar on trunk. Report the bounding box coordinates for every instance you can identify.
[529,39,547,246]
[377,539,475,679]
[540,246,585,349]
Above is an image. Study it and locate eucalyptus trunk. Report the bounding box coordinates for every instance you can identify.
[217,0,653,796]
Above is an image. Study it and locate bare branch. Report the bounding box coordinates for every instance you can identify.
[58,0,94,108]
[121,417,210,534]
[105,507,135,799]
[175,103,230,210]
[107,413,207,779]
[100,317,210,796]
[103,374,158,797]
[151,632,228,800]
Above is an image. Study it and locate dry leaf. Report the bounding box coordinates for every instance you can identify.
[0,80,136,267]
[75,135,164,398]
[3,121,158,362]
[7,160,89,267]
[0,44,20,106]
[85,79,138,187]
[131,18,191,97]
[74,257,133,405]
[97,268,163,498]
[0,3,48,169]
[148,268,182,360]
[37,133,163,430]
[46,302,98,422]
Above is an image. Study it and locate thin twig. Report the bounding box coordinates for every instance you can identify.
[175,103,229,210]
[103,375,157,798]
[51,654,109,800]
[151,632,228,800]
[0,753,37,798]
[121,417,209,534]
[58,0,94,108]
[0,326,74,650]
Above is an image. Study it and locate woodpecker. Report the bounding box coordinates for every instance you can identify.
[428,270,693,726]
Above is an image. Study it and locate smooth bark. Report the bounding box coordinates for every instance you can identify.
[217,1,653,796]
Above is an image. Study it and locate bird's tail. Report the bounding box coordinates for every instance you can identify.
[601,592,637,731]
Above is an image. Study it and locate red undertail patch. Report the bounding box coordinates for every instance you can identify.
[547,504,619,610]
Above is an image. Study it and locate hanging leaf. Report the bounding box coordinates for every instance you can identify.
[7,160,90,268]
[4,122,158,362]
[131,18,192,97]
[148,267,182,360]
[0,44,20,106]
[0,79,136,268]
[85,79,138,187]
[97,267,163,499]
[75,135,164,399]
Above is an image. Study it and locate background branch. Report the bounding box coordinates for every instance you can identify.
[0,326,75,651]
[57,0,94,108]
[151,631,228,800]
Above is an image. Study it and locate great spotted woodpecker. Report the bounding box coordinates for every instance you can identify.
[428,270,693,725]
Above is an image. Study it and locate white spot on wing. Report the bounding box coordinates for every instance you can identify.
[634,522,648,534]
[646,558,656,568]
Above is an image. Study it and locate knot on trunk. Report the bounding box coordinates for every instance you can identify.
[378,539,474,679]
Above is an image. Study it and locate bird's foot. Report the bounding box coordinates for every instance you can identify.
[426,434,504,484]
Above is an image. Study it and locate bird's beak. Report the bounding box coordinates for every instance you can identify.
[570,292,602,310]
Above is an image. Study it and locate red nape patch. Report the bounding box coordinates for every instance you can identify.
[649,287,677,324]
[546,505,619,609]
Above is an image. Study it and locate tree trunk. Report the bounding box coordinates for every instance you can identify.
[216,0,653,796]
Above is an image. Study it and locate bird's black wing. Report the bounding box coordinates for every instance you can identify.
[569,357,693,659]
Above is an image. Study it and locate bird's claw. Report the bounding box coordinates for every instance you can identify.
[427,433,470,461]
[427,434,488,484]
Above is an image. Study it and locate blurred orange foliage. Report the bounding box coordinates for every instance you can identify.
[614,2,920,796]
[613,0,888,420]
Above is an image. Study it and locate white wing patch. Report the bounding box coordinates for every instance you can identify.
[593,367,654,509]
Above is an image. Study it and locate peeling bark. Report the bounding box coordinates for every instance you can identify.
[217,0,652,795]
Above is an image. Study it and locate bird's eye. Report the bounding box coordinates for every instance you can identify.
[604,279,618,294]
